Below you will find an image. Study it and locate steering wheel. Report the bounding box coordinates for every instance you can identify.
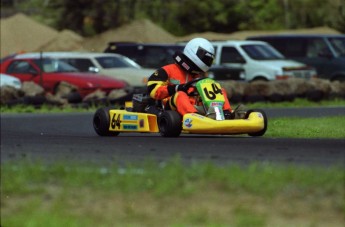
[181,77,207,91]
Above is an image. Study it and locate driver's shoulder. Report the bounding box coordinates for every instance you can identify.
[163,63,183,74]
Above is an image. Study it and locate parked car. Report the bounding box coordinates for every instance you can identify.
[210,40,317,81]
[207,65,246,81]
[0,73,22,89]
[104,42,184,69]
[104,42,247,81]
[32,52,153,93]
[0,54,128,98]
[246,34,345,81]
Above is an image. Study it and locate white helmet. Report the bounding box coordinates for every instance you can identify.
[183,38,215,72]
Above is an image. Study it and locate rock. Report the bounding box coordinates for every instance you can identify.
[54,81,78,98]
[108,88,128,100]
[45,92,69,106]
[242,81,271,102]
[220,80,248,103]
[21,81,44,96]
[82,89,107,104]
[330,81,345,99]
[0,86,23,104]
[268,80,295,102]
[244,81,271,97]
[309,78,332,97]
[287,78,313,97]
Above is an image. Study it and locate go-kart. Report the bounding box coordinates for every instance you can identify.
[93,77,267,137]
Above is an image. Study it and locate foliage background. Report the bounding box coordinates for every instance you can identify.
[1,0,344,37]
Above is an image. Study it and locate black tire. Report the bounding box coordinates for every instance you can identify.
[245,109,268,137]
[65,92,82,104]
[93,107,120,136]
[158,110,182,137]
[23,95,46,105]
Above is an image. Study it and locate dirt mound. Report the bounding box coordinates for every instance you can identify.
[39,29,84,51]
[81,19,177,52]
[0,13,58,57]
[1,13,86,57]
[176,26,342,42]
[2,13,341,57]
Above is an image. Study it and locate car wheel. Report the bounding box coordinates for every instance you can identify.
[93,107,120,136]
[158,110,182,137]
[245,109,267,137]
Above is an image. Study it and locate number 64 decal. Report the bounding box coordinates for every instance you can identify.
[111,114,121,129]
[203,83,222,100]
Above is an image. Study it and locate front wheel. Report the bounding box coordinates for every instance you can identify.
[158,110,182,137]
[93,107,120,136]
[245,109,268,137]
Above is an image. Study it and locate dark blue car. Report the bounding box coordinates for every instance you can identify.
[247,34,345,81]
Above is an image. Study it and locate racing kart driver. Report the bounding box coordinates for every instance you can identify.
[147,37,234,118]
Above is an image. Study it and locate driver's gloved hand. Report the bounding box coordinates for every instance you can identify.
[176,84,188,93]
[167,84,188,95]
[223,109,234,119]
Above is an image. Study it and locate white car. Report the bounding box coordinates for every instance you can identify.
[0,73,22,89]
[15,52,154,93]
[210,40,317,81]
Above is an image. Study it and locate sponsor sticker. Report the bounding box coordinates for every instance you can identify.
[170,79,180,85]
[184,118,193,128]
[139,119,144,128]
[123,124,138,130]
[123,115,138,120]
[182,62,190,70]
[210,102,223,107]
[190,113,205,119]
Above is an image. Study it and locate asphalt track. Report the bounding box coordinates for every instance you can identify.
[1,107,345,167]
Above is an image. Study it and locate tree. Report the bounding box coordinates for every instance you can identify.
[234,0,285,30]
[6,0,343,37]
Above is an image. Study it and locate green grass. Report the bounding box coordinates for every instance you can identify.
[266,116,345,138]
[1,159,344,227]
[1,98,345,113]
[0,103,98,113]
[244,98,345,108]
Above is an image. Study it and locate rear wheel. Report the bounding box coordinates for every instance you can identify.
[93,107,120,136]
[245,109,267,137]
[159,110,182,137]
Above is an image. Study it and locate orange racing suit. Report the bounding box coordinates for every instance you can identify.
[147,63,232,116]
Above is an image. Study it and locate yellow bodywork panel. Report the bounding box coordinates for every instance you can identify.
[182,112,265,134]
[125,101,133,111]
[108,110,159,133]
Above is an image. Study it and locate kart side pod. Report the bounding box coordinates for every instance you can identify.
[182,110,267,136]
[93,107,159,136]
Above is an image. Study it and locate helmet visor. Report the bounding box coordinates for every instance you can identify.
[196,47,214,67]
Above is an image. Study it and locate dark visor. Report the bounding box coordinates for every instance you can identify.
[196,47,214,67]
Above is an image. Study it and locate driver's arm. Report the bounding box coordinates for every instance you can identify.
[147,68,176,100]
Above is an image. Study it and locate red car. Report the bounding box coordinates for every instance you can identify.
[0,53,128,97]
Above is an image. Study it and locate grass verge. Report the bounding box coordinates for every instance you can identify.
[1,158,344,227]
[1,98,345,113]
[266,116,345,138]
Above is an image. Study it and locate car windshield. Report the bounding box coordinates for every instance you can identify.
[34,58,79,73]
[328,37,345,56]
[241,44,284,60]
[95,56,141,69]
